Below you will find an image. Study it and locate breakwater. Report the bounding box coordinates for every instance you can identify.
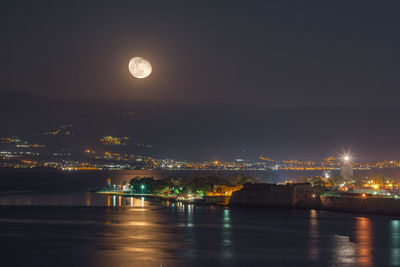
[230,183,400,215]
[320,195,400,215]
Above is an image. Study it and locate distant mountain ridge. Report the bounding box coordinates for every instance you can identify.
[1,91,400,161]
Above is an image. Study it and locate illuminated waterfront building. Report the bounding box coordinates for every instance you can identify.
[340,156,354,180]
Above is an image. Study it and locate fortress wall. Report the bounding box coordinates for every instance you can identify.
[320,196,400,215]
[229,183,314,207]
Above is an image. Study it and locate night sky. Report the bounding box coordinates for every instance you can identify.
[2,1,400,160]
[2,0,400,107]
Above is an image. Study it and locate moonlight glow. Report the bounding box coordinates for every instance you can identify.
[128,57,152,79]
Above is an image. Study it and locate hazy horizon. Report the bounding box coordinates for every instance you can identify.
[1,90,400,161]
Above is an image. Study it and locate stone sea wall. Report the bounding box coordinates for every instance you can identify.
[229,183,317,208]
[321,196,400,215]
[229,183,400,215]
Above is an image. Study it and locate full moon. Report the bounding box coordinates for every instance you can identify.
[128,57,152,79]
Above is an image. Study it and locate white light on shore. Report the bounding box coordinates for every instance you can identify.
[343,155,350,162]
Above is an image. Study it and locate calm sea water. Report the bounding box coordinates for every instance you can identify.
[1,169,400,266]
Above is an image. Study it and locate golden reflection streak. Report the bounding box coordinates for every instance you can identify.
[85,193,91,206]
[355,217,374,266]
[125,221,155,227]
[107,196,110,207]
[120,247,155,253]
[127,235,153,240]
[309,209,319,261]
[95,197,175,266]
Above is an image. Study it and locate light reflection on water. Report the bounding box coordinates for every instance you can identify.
[391,220,400,266]
[185,203,195,258]
[332,233,357,265]
[309,209,319,261]
[5,170,400,266]
[221,208,232,259]
[95,199,176,266]
[1,191,399,266]
[187,204,194,227]
[355,217,374,266]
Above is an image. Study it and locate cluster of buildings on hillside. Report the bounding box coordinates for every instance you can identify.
[2,147,400,173]
[3,129,400,172]
[43,124,74,136]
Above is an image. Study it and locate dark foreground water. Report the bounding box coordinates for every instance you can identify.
[1,170,400,266]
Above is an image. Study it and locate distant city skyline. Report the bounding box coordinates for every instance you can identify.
[0,91,400,161]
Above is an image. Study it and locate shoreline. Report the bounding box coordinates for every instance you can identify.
[93,189,400,215]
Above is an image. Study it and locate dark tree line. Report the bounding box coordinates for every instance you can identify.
[129,173,256,195]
